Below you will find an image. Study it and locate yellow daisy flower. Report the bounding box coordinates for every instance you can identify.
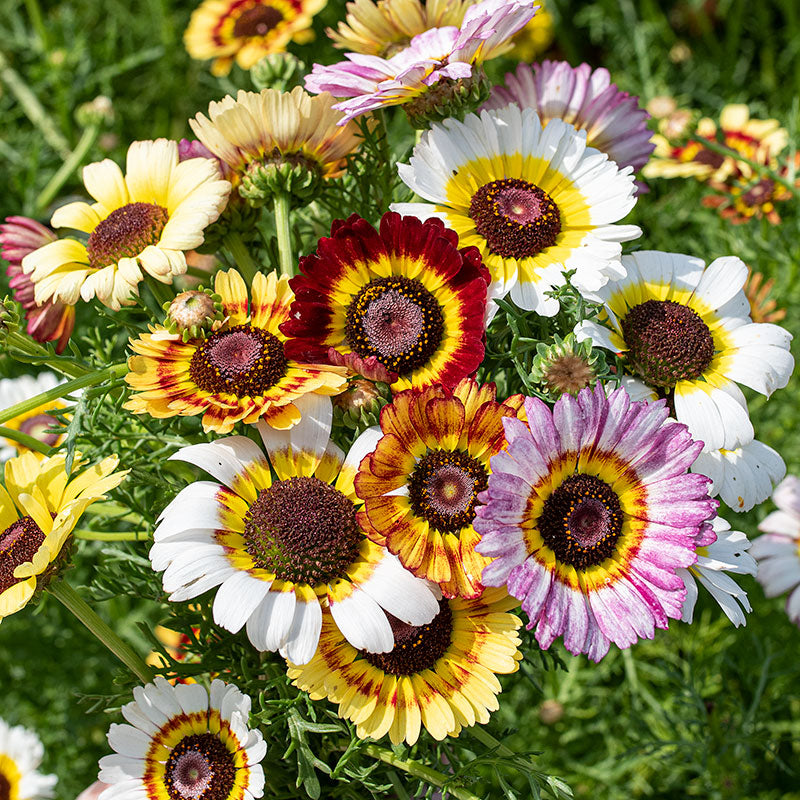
[185,0,327,77]
[22,140,231,311]
[288,587,522,746]
[0,451,127,622]
[124,268,348,434]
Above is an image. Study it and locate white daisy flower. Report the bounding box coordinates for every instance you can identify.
[391,104,640,316]
[150,394,440,665]
[0,717,56,800]
[679,516,757,627]
[751,475,800,627]
[0,373,65,461]
[98,677,265,800]
[576,250,794,452]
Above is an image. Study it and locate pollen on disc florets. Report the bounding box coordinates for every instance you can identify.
[0,516,46,594]
[621,299,716,388]
[244,476,363,585]
[86,202,169,268]
[165,289,224,341]
[163,733,235,800]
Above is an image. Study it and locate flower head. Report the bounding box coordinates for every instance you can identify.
[0,217,75,353]
[124,269,348,434]
[355,379,523,598]
[485,61,655,173]
[282,212,490,391]
[0,373,67,461]
[150,397,440,664]
[576,251,794,453]
[0,451,126,621]
[392,105,639,315]
[528,333,606,399]
[751,476,800,627]
[0,718,56,800]
[288,588,521,745]
[98,677,266,800]
[474,385,718,661]
[190,87,362,203]
[184,0,326,76]
[22,140,230,311]
[306,0,538,124]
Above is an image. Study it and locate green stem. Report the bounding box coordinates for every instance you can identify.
[36,123,101,213]
[224,231,260,283]
[5,330,92,378]
[73,529,149,541]
[0,426,52,454]
[0,51,70,159]
[84,502,145,525]
[0,363,126,426]
[48,580,153,683]
[362,745,480,800]
[184,265,214,282]
[469,725,516,758]
[272,193,294,278]
[24,0,49,51]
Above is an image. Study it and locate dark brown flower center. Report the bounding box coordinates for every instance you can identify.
[408,450,488,534]
[164,733,235,800]
[244,476,362,585]
[345,276,444,377]
[0,516,46,594]
[18,413,61,446]
[470,178,561,259]
[537,474,623,570]
[233,4,283,38]
[86,202,169,269]
[0,771,10,800]
[621,299,715,388]
[543,355,594,395]
[189,324,287,396]
[362,600,453,675]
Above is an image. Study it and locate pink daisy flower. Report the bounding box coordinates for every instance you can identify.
[484,60,655,173]
[474,385,718,661]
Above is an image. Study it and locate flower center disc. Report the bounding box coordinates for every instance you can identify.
[0,771,11,800]
[621,299,715,387]
[233,5,283,37]
[18,413,61,446]
[0,516,46,594]
[470,178,561,259]
[164,733,235,800]
[408,450,488,533]
[189,324,288,396]
[363,600,453,675]
[244,476,362,585]
[537,474,623,570]
[86,202,169,269]
[345,276,444,377]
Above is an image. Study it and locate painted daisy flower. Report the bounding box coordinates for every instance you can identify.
[0,718,56,800]
[21,140,230,311]
[751,476,800,627]
[576,251,794,453]
[98,677,265,800]
[0,373,66,462]
[150,395,440,665]
[328,0,480,57]
[280,212,490,392]
[184,0,326,76]
[354,379,522,598]
[678,516,756,627]
[189,88,362,202]
[484,61,655,173]
[392,104,639,314]
[305,0,537,125]
[474,385,718,661]
[0,451,126,622]
[288,587,521,745]
[124,269,348,434]
[0,217,75,353]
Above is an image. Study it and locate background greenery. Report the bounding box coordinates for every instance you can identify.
[1,0,799,798]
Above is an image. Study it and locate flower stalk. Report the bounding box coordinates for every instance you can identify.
[224,230,260,283]
[273,191,294,278]
[0,425,52,454]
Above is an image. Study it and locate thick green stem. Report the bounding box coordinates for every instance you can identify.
[84,502,145,525]
[36,123,101,213]
[362,745,480,800]
[272,193,294,278]
[73,529,149,541]
[224,231,260,283]
[24,0,50,51]
[48,580,153,683]
[0,426,52,454]
[5,330,92,378]
[469,725,516,758]
[0,363,126,426]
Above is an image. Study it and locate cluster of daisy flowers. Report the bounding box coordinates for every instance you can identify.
[0,0,798,795]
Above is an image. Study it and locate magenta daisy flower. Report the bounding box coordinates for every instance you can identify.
[484,61,655,173]
[474,385,718,661]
